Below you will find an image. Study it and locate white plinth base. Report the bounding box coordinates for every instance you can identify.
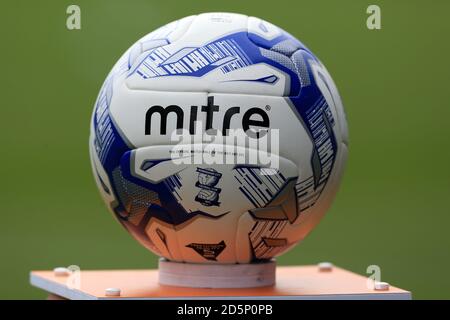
[158,258,276,288]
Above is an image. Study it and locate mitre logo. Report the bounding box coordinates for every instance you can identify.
[144,96,270,137]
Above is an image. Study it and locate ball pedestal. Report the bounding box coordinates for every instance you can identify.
[158,259,276,288]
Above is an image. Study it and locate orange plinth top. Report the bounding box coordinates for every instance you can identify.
[30,265,411,300]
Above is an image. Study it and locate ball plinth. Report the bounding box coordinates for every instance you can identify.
[158,258,276,288]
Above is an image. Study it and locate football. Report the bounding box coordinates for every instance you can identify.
[89,12,348,264]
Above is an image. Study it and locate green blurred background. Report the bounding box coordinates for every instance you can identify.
[1,0,449,299]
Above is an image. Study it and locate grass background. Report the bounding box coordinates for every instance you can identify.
[1,0,449,299]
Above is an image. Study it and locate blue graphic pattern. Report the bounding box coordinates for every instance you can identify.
[129,31,306,96]
[92,73,131,174]
[133,37,251,79]
[234,167,287,208]
[224,75,279,84]
[287,49,339,213]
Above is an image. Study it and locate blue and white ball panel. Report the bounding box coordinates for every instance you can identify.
[127,145,298,218]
